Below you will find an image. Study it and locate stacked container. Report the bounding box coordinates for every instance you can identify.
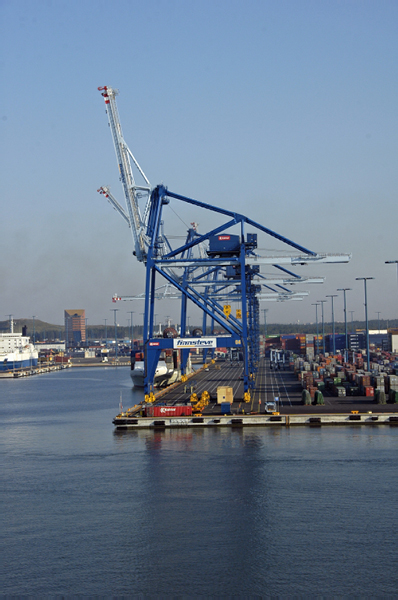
[217,386,233,404]
[388,375,398,403]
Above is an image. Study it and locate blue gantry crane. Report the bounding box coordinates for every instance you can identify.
[97,86,351,398]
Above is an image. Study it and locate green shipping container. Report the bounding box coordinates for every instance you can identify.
[389,390,398,403]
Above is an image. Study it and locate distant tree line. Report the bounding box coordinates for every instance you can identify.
[1,317,396,342]
[264,319,397,336]
[0,319,144,342]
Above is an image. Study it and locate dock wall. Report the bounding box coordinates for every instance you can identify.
[114,413,398,430]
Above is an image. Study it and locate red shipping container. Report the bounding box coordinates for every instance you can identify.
[146,405,192,417]
[55,356,69,363]
[365,386,374,397]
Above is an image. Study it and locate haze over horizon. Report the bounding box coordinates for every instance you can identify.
[2,1,397,329]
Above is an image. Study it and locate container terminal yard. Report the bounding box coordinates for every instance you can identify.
[94,85,398,431]
[113,346,398,430]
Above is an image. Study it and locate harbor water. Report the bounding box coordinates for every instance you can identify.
[1,367,398,596]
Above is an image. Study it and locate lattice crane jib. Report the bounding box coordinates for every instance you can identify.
[98,86,151,262]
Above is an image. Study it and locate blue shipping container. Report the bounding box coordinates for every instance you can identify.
[208,234,240,256]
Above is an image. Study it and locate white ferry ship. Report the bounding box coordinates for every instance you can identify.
[0,323,38,371]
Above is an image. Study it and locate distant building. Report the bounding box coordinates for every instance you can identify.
[349,332,366,351]
[64,309,86,346]
[36,342,66,352]
[388,329,398,353]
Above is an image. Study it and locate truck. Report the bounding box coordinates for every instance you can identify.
[264,399,279,413]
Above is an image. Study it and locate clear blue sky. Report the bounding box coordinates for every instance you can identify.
[1,0,397,329]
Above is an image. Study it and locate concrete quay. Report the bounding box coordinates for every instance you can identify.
[113,357,398,429]
[114,412,398,430]
[0,363,72,378]
[71,358,130,367]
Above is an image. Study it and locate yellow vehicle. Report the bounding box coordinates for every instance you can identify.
[191,390,210,414]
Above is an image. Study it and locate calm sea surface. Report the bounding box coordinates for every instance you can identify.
[1,367,398,597]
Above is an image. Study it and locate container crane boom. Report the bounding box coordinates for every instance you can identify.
[98,86,151,262]
[97,87,352,394]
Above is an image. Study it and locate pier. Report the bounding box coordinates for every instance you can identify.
[113,357,398,429]
[0,363,72,378]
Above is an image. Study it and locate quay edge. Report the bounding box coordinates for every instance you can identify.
[113,413,398,430]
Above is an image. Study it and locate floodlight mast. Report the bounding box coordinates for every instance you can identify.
[385,260,398,308]
[337,288,351,356]
[356,277,374,373]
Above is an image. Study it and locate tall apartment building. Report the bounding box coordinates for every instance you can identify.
[64,309,86,346]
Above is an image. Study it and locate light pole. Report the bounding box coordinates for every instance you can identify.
[104,319,107,348]
[262,309,269,338]
[356,277,374,372]
[32,315,36,344]
[337,288,351,359]
[376,311,381,333]
[349,311,355,335]
[317,300,327,355]
[129,311,134,346]
[7,314,13,333]
[385,260,398,307]
[111,309,119,360]
[326,295,338,355]
[311,303,320,355]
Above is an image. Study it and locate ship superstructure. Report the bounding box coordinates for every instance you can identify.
[0,320,38,371]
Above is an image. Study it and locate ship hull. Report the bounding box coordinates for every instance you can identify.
[130,361,177,388]
[0,331,38,372]
[0,353,39,371]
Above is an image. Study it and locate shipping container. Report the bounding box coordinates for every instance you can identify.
[145,405,192,417]
[55,356,70,363]
[284,339,301,351]
[220,402,231,414]
[217,386,234,404]
[208,234,240,256]
[389,390,398,403]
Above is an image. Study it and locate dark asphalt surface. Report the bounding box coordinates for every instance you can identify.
[155,358,398,415]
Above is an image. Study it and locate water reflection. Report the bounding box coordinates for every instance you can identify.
[2,368,398,596]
